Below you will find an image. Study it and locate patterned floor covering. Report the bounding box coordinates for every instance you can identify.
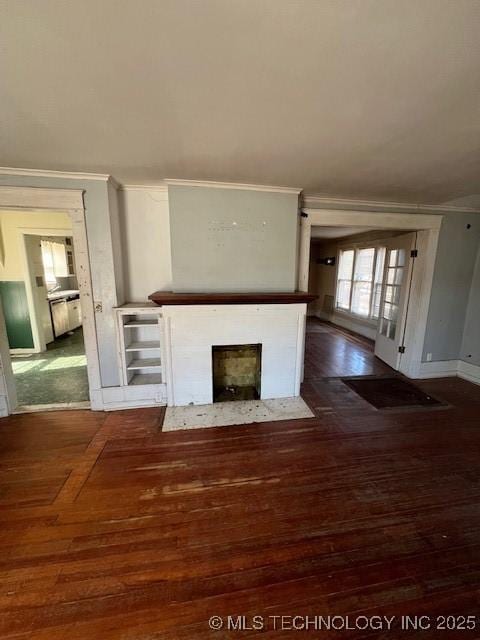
[11,327,89,405]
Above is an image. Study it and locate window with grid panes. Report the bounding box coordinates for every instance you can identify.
[336,246,386,319]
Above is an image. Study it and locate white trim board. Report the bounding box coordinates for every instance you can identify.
[9,348,38,355]
[0,167,119,189]
[0,186,84,211]
[303,194,480,215]
[414,360,480,385]
[458,361,480,385]
[415,360,460,379]
[12,401,90,414]
[119,183,168,193]
[302,208,443,230]
[165,178,302,194]
[100,384,167,411]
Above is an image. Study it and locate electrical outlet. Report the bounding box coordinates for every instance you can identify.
[426,353,432,362]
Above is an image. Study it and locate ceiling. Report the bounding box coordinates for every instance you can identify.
[1,0,479,203]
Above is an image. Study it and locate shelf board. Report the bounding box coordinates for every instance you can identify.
[127,358,162,370]
[124,320,158,328]
[129,373,162,385]
[125,341,160,351]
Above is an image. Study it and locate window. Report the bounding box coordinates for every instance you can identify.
[336,246,386,319]
[41,240,69,290]
[336,249,354,310]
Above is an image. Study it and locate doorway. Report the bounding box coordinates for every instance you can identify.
[0,186,101,416]
[6,230,89,409]
[300,209,442,379]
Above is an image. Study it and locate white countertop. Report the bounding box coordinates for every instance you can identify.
[47,289,80,301]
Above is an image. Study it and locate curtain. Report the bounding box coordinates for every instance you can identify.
[41,240,68,288]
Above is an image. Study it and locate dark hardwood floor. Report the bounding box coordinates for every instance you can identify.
[1,319,480,638]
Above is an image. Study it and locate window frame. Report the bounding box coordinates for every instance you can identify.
[335,242,386,322]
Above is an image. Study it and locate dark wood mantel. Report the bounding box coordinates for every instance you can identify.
[148,291,317,306]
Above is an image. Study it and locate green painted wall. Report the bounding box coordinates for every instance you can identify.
[0,281,34,348]
[169,185,299,292]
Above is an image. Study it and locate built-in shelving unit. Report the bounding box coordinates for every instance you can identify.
[115,304,165,387]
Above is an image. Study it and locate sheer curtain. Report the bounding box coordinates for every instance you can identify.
[41,240,68,289]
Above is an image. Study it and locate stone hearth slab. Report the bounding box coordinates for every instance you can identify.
[162,397,314,431]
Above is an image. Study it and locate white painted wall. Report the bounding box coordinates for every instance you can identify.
[118,187,172,302]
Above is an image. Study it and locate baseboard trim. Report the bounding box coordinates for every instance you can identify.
[458,361,480,385]
[103,399,166,412]
[13,401,91,414]
[10,348,39,356]
[407,359,480,386]
[101,384,167,411]
[415,360,460,379]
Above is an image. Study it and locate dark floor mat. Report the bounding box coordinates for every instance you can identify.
[342,376,443,409]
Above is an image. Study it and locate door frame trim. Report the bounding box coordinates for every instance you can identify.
[0,186,101,414]
[299,208,442,378]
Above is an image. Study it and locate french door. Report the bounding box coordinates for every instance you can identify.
[374,232,416,370]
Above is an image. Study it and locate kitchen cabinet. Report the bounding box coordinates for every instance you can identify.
[49,293,82,338]
[51,299,69,338]
[67,299,82,331]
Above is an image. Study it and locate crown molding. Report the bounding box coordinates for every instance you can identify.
[119,183,168,192]
[0,166,120,190]
[302,193,480,215]
[165,179,302,195]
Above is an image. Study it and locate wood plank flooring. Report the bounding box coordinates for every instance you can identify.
[1,320,480,638]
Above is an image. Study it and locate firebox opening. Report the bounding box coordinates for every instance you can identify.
[212,343,262,403]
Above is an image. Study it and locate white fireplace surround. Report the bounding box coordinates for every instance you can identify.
[162,304,307,407]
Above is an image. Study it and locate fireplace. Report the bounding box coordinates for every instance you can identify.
[212,344,262,402]
[153,293,316,406]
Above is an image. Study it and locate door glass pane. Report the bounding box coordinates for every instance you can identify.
[389,250,398,267]
[389,285,400,305]
[375,248,386,283]
[372,283,383,318]
[371,248,386,319]
[387,267,395,284]
[397,249,406,267]
[394,267,404,285]
[388,321,397,339]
